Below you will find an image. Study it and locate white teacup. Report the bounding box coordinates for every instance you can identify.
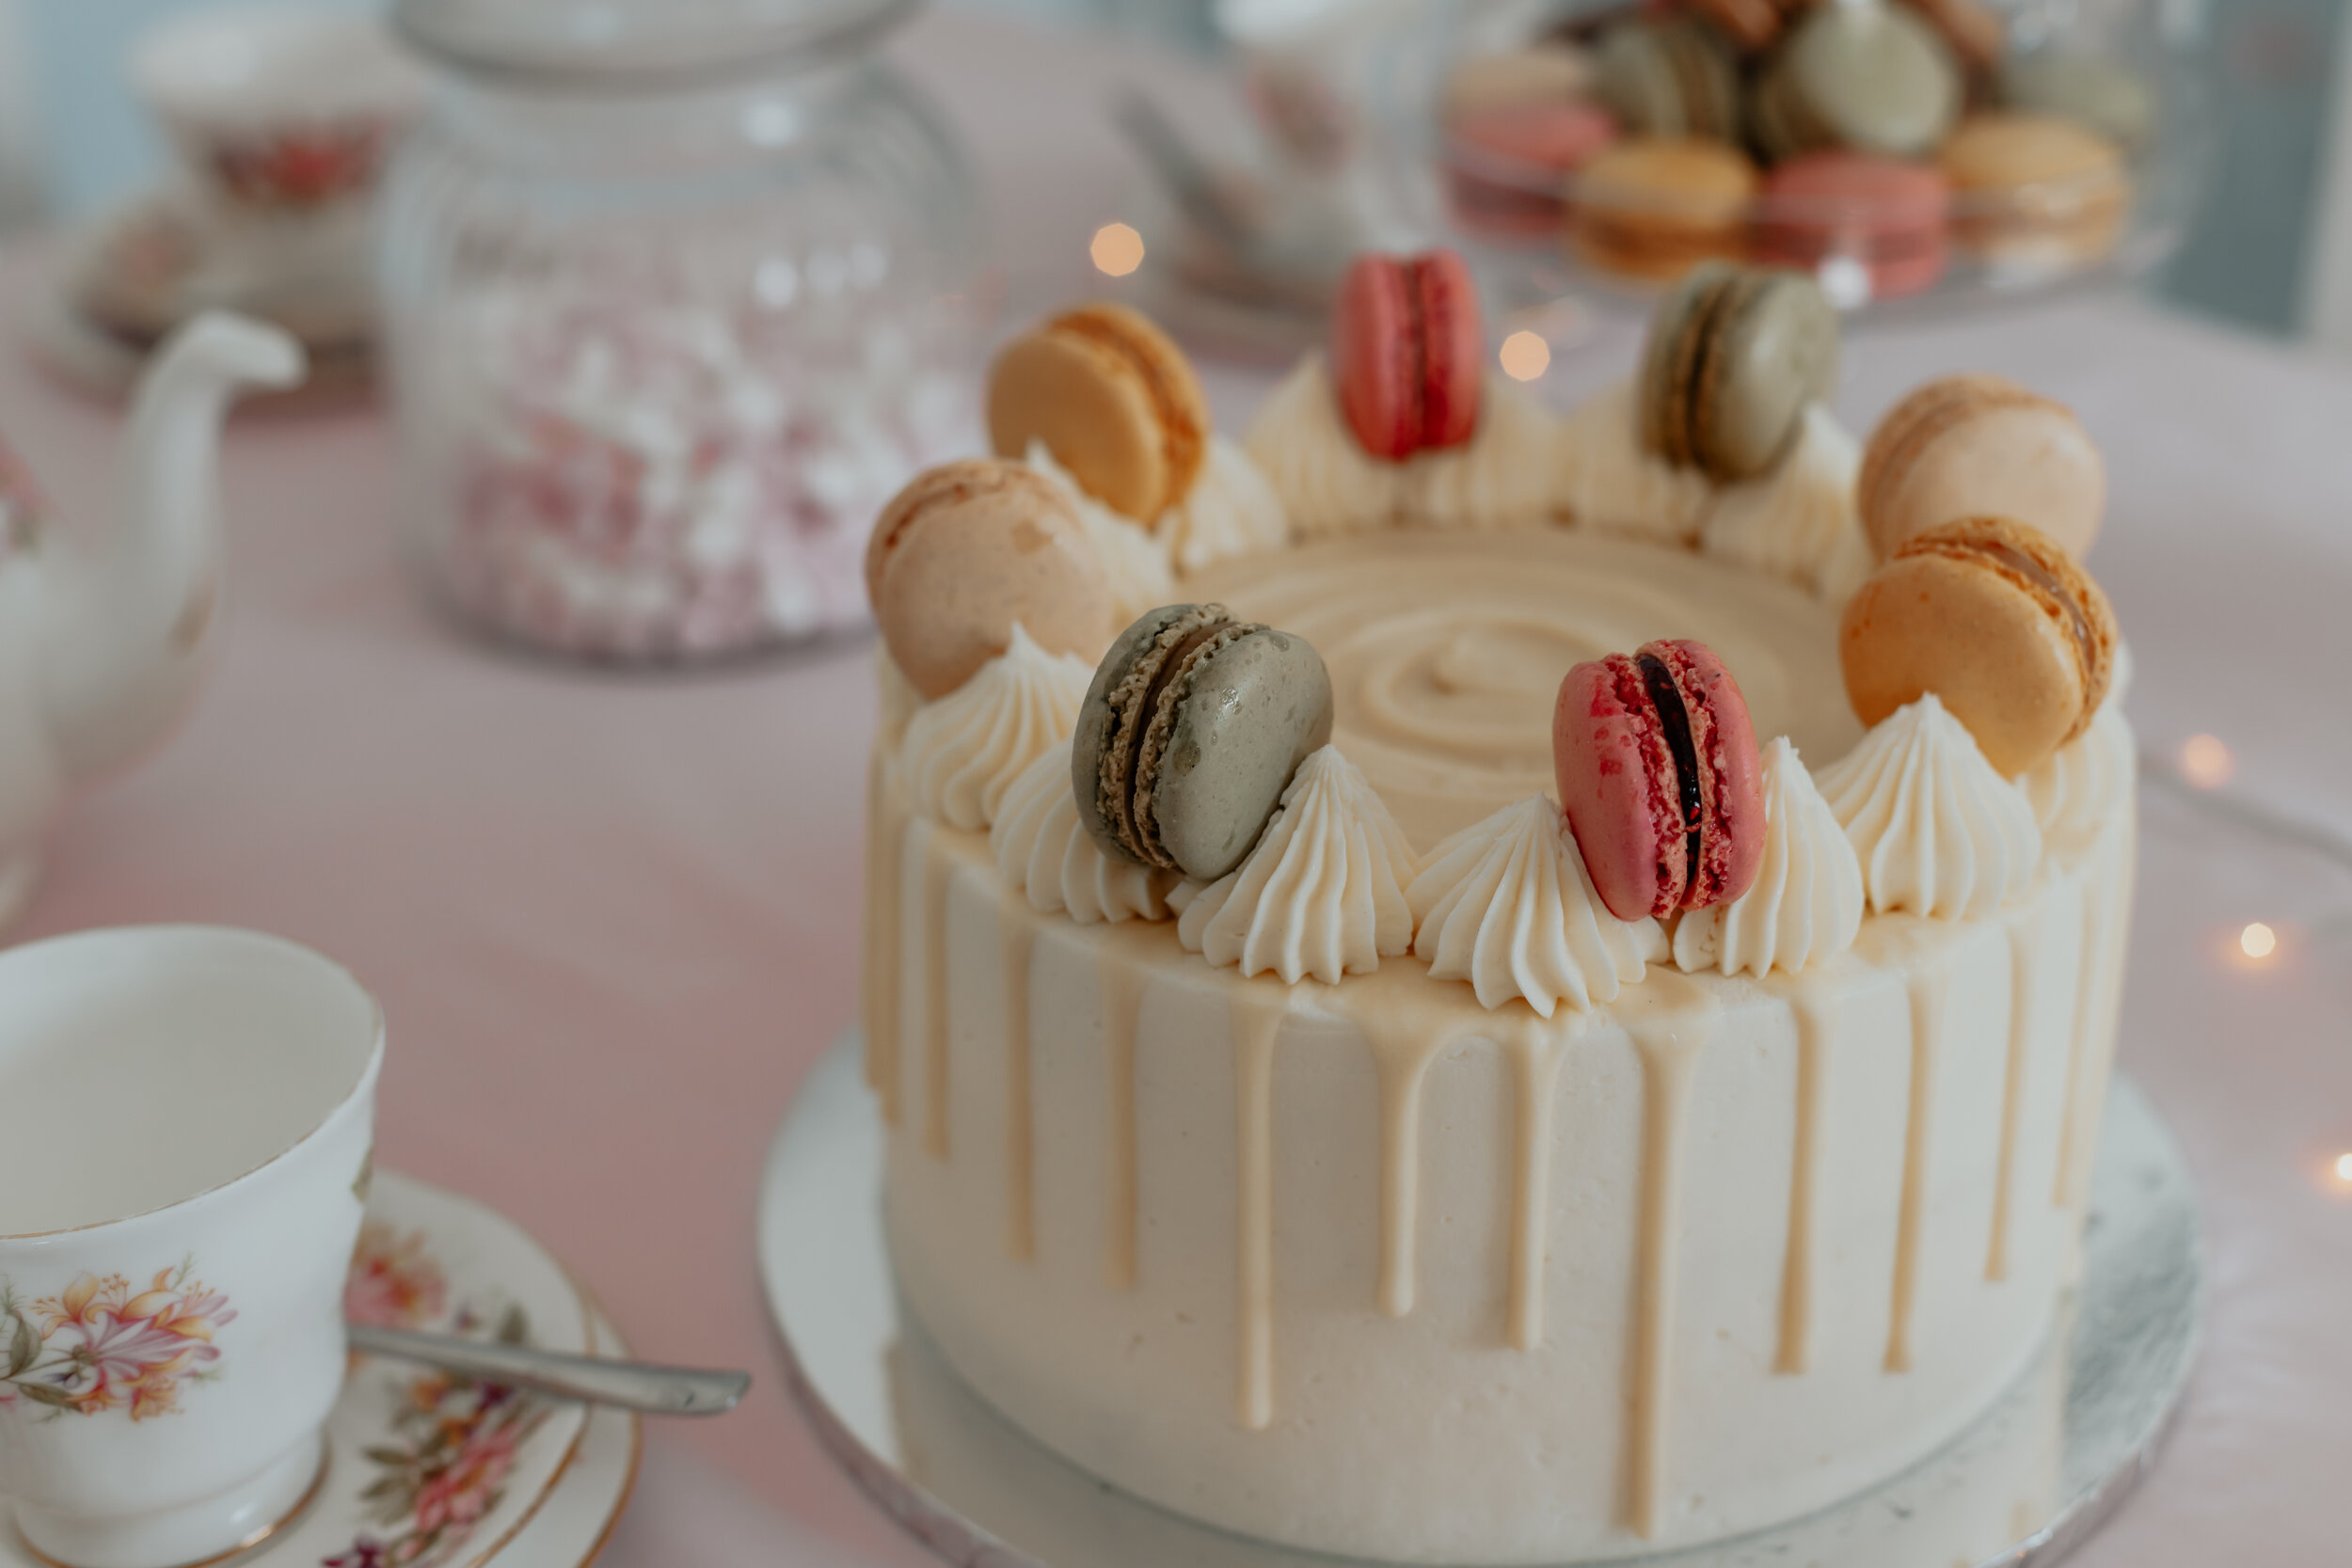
[0,927,381,1568]
[129,5,425,214]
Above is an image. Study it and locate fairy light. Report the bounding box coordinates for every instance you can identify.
[2336,1153,2352,1182]
[2239,922,2277,960]
[1089,223,1145,277]
[2180,734,2233,788]
[1499,330,1550,382]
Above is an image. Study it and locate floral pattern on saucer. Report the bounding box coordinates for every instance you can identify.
[0,1260,233,1420]
[314,1187,587,1568]
[0,1173,611,1568]
[325,1304,551,1568]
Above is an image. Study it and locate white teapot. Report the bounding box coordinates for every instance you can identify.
[0,311,304,926]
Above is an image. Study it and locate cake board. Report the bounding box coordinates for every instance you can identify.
[756,1032,2201,1568]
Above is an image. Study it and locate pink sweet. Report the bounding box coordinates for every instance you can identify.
[1553,639,1766,923]
[1754,152,1950,302]
[1329,249,1485,462]
[433,286,980,659]
[1444,101,1621,239]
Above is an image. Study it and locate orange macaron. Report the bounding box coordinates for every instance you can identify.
[1940,113,2128,268]
[1839,515,2117,777]
[1571,138,1757,282]
[986,303,1210,522]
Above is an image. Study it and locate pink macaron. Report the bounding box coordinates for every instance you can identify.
[1330,248,1485,461]
[1553,640,1765,923]
[1445,100,1621,239]
[1754,151,1950,301]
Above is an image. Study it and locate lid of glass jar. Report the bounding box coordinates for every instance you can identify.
[392,0,920,88]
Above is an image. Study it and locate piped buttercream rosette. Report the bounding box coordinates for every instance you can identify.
[1176,745,1417,984]
[1164,436,1292,573]
[1673,737,1864,976]
[1406,795,1664,1014]
[1700,404,1876,604]
[2022,701,2136,847]
[993,738,1176,923]
[1553,380,1714,546]
[1246,357,1559,538]
[1024,440,1177,624]
[900,623,1093,832]
[1815,693,2042,920]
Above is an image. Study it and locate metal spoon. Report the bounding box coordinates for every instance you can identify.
[347,1323,750,1416]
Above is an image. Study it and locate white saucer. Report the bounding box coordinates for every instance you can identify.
[2,1170,640,1568]
[24,191,375,406]
[758,1033,2201,1568]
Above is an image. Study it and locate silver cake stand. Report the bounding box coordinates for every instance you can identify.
[756,1035,2201,1568]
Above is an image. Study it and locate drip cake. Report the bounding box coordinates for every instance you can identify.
[856,256,2134,1564]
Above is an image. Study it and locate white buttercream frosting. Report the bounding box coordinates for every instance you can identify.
[1244,356,1406,540]
[1814,694,2043,919]
[1406,795,1664,1014]
[2022,702,2136,847]
[1024,439,1175,624]
[901,624,1093,832]
[1406,375,1556,531]
[1673,737,1864,976]
[1700,404,1875,603]
[876,642,922,743]
[992,740,1175,923]
[1178,746,1417,983]
[1554,379,1713,546]
[1165,435,1291,574]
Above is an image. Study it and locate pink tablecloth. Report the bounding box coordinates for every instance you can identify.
[4,9,2349,1566]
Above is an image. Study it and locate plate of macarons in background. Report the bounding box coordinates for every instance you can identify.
[1421,0,2214,320]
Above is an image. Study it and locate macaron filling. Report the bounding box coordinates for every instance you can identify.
[1399,262,1434,449]
[1121,616,1241,867]
[1636,650,1705,892]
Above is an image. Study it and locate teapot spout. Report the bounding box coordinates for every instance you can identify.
[41,311,304,784]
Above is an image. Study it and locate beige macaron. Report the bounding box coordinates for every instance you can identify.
[1840,515,2117,777]
[1859,373,2106,560]
[865,458,1114,699]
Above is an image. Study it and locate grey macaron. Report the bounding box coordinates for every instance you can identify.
[1752,3,1961,162]
[1071,604,1335,882]
[1637,261,1839,482]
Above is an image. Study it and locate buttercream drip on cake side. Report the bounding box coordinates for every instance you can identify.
[866,736,2133,1558]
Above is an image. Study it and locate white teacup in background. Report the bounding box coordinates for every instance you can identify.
[76,4,429,367]
[131,5,424,215]
[0,927,381,1568]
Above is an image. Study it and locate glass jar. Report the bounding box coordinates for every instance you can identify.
[381,0,987,661]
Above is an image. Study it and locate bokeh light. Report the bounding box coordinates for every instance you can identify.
[1089,223,1145,277]
[2239,922,2277,960]
[2336,1153,2352,1182]
[2180,734,2233,788]
[1499,330,1550,382]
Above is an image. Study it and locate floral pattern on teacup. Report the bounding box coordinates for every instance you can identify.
[0,436,48,558]
[343,1222,448,1331]
[209,121,392,207]
[322,1301,549,1568]
[0,1259,234,1420]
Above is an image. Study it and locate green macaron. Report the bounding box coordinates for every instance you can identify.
[1072,604,1335,882]
[1594,18,1742,141]
[1753,3,1960,162]
[1638,261,1839,482]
